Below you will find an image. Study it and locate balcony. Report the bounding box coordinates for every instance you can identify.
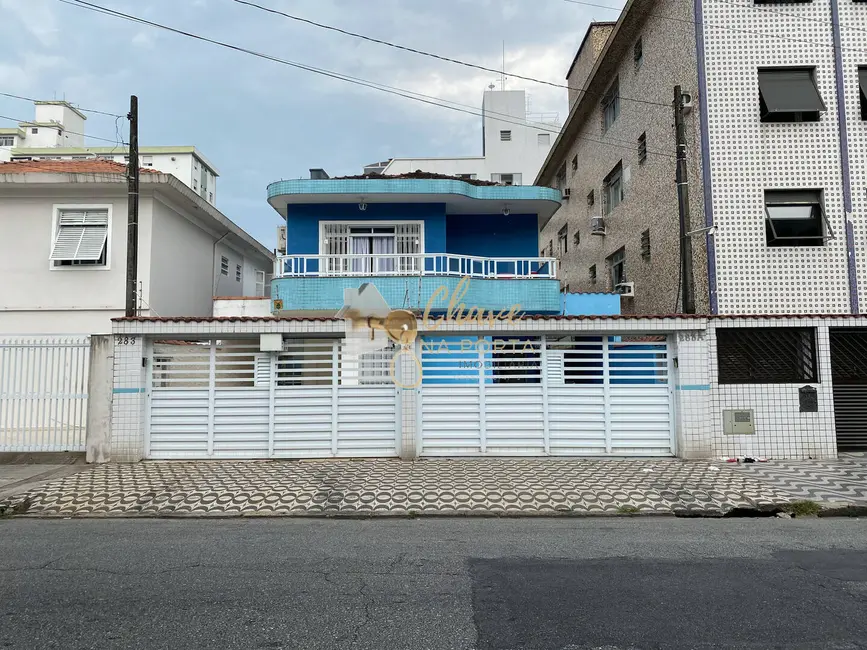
[274,253,557,280]
[271,253,561,315]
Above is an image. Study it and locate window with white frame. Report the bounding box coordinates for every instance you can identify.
[603,161,624,213]
[500,130,512,141]
[492,173,521,186]
[0,136,13,147]
[602,78,620,131]
[537,133,550,146]
[607,247,626,288]
[236,264,242,282]
[764,189,830,246]
[220,256,229,276]
[255,270,266,297]
[50,208,109,267]
[322,222,422,275]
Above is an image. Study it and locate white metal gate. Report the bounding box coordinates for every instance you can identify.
[0,336,90,452]
[419,335,674,456]
[147,338,400,459]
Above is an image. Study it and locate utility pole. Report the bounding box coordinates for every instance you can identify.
[125,95,139,318]
[674,85,696,314]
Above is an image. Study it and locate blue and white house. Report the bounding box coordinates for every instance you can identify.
[268,172,565,316]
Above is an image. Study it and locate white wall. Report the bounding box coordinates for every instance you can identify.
[381,90,557,185]
[0,188,153,335]
[32,104,86,148]
[702,0,850,314]
[213,298,271,317]
[148,195,217,318]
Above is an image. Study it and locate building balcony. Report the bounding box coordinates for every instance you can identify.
[271,253,561,315]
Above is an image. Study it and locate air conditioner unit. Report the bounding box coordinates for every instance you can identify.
[563,188,572,199]
[590,216,606,236]
[615,282,635,297]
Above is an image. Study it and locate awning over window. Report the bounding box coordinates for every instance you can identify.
[50,210,109,261]
[758,69,826,114]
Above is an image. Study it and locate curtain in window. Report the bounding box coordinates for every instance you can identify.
[351,237,370,274]
[373,236,395,273]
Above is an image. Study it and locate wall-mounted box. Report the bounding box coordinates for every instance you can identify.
[723,409,755,435]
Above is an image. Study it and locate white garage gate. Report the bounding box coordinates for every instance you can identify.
[147,338,400,459]
[419,335,675,457]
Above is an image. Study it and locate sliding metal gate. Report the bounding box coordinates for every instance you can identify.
[0,336,90,452]
[419,335,674,456]
[147,338,400,459]
[830,329,867,452]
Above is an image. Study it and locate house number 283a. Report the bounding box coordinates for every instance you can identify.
[115,336,137,345]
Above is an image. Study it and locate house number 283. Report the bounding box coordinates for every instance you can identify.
[115,336,137,345]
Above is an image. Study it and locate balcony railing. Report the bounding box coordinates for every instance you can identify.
[274,253,558,280]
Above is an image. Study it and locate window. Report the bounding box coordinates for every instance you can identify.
[0,136,13,147]
[50,209,109,268]
[573,230,581,247]
[141,155,153,167]
[538,133,551,146]
[500,130,512,141]
[456,173,477,180]
[607,248,626,288]
[553,165,566,191]
[634,38,643,68]
[758,67,825,123]
[641,229,651,259]
[31,128,38,134]
[547,240,554,257]
[322,222,422,275]
[236,264,242,282]
[193,179,198,190]
[558,225,568,255]
[754,0,811,4]
[717,327,818,384]
[602,77,620,131]
[603,162,624,213]
[220,256,229,276]
[765,189,828,247]
[587,189,595,207]
[492,173,521,185]
[589,264,597,285]
[209,192,213,202]
[859,67,866,121]
[638,132,647,164]
[255,270,267,297]
[571,155,578,172]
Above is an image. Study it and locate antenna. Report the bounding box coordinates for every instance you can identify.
[501,41,506,91]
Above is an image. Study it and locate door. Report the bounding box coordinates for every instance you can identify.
[830,329,867,452]
[418,335,674,457]
[148,338,400,459]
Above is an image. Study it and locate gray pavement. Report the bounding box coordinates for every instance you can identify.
[1,518,867,649]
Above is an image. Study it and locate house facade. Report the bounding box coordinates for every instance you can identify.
[539,0,867,315]
[0,159,272,334]
[368,90,560,186]
[269,171,564,316]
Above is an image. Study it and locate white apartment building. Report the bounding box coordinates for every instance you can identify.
[0,159,272,335]
[539,0,867,316]
[368,89,560,185]
[1,100,219,206]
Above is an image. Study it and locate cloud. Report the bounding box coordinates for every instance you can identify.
[0,0,604,244]
[0,0,59,47]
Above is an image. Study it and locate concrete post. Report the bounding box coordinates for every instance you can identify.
[85,335,114,463]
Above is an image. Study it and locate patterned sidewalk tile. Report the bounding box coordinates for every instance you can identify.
[0,458,800,518]
[733,454,867,505]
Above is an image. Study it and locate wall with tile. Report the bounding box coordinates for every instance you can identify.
[110,333,148,462]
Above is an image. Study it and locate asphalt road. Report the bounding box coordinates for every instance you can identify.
[1,518,867,650]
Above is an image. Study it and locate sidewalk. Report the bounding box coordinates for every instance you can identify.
[0,457,831,518]
[0,452,87,504]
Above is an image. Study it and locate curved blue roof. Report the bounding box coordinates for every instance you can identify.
[267,178,561,203]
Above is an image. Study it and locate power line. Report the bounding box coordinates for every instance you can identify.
[562,0,867,55]
[0,91,124,118]
[231,0,671,109]
[57,0,678,160]
[0,114,126,146]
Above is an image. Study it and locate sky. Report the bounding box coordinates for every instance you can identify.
[0,0,621,246]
